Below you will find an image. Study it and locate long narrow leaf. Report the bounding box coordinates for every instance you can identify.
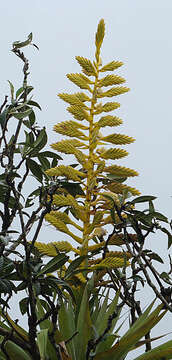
[94,303,166,360]
[133,339,172,360]
[75,285,92,360]
[36,254,69,276]
[37,329,48,360]
[94,290,110,331]
[96,291,120,354]
[5,341,32,360]
[58,300,77,360]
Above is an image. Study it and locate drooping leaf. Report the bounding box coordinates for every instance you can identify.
[36,253,69,276]
[39,150,62,160]
[27,100,42,110]
[12,32,33,49]
[26,158,43,183]
[29,127,47,156]
[64,256,87,280]
[146,252,164,264]
[131,195,157,204]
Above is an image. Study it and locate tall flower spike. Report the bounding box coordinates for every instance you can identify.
[35,19,140,275]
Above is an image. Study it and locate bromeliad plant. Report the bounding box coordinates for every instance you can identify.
[56,280,172,360]
[0,19,172,360]
[31,19,172,359]
[35,19,140,275]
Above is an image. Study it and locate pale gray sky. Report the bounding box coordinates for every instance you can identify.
[1,1,172,359]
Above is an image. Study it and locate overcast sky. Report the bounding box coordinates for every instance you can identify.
[1,1,172,359]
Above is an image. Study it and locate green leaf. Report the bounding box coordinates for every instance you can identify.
[151,211,168,223]
[160,227,172,248]
[94,290,109,331]
[149,200,155,214]
[29,128,47,156]
[25,187,41,207]
[45,276,75,301]
[97,334,119,355]
[26,159,43,183]
[38,154,50,170]
[0,257,4,272]
[17,86,34,100]
[96,292,120,354]
[39,151,62,160]
[27,100,42,110]
[16,87,24,99]
[12,32,33,49]
[64,256,87,280]
[23,110,36,128]
[5,341,32,360]
[19,297,28,315]
[0,109,7,128]
[36,298,52,330]
[75,285,92,360]
[11,108,32,120]
[131,195,157,204]
[94,302,165,360]
[131,211,153,226]
[61,182,85,197]
[36,254,69,276]
[133,339,172,360]
[36,299,59,359]
[8,81,14,101]
[159,272,172,285]
[17,281,27,291]
[58,300,77,359]
[29,110,35,125]
[37,329,48,360]
[0,192,22,209]
[146,252,164,264]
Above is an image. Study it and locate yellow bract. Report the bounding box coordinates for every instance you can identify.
[36,19,140,279]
